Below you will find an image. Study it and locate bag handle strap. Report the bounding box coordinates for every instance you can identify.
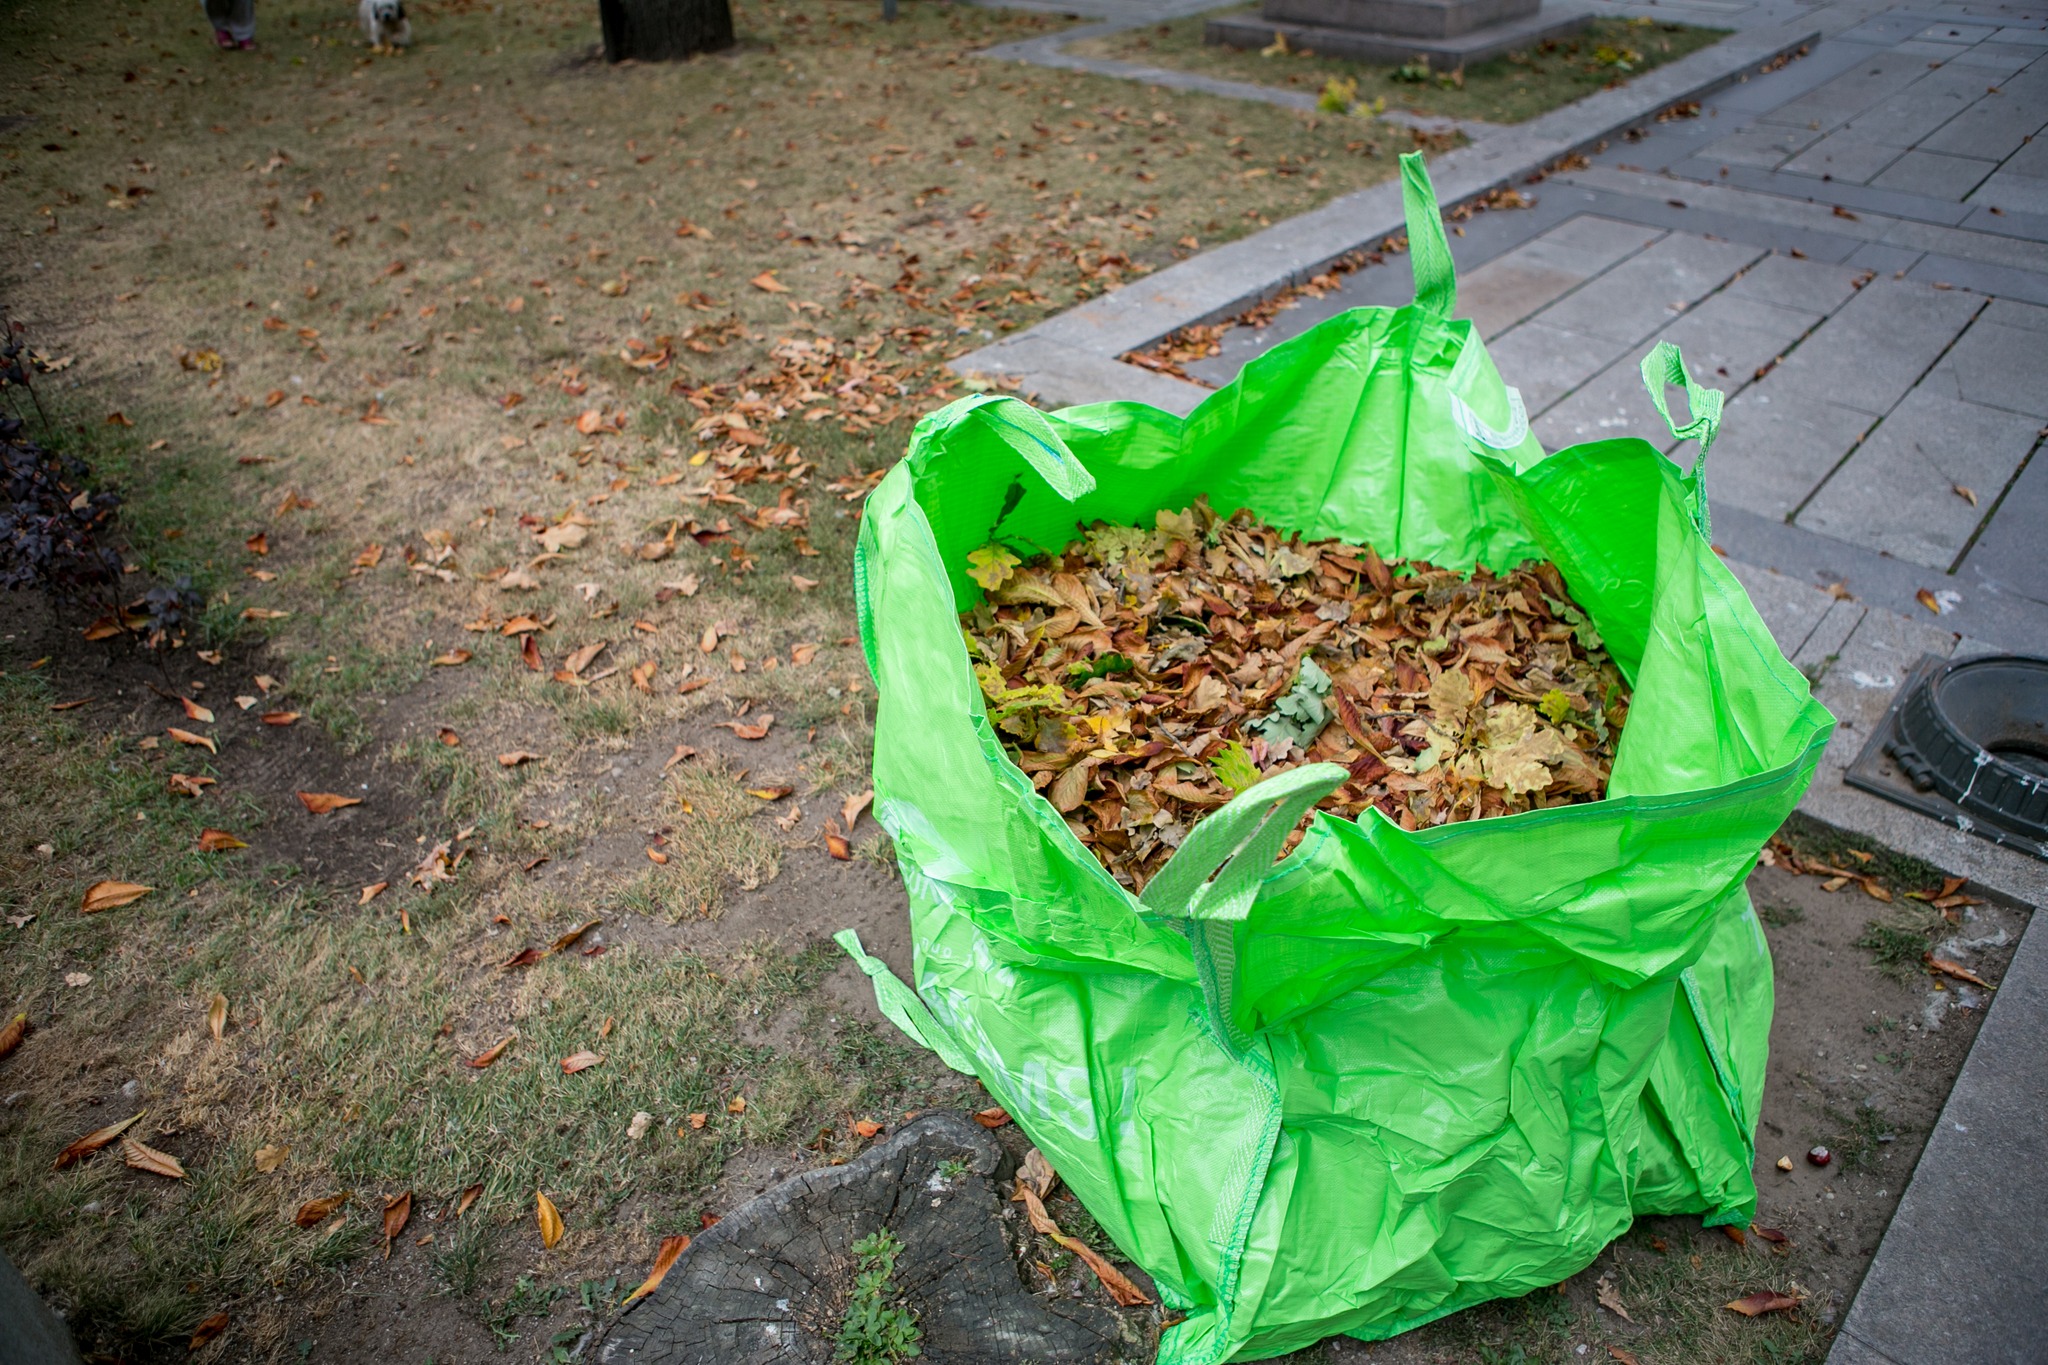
[923,392,1096,504]
[1139,763,1349,1054]
[833,929,980,1076]
[1399,152,1457,320]
[1638,341,1724,537]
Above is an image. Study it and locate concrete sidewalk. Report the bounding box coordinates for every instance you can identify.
[960,1,2048,1357]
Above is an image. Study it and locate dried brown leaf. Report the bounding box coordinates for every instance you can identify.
[295,792,363,814]
[53,1110,145,1168]
[81,880,152,913]
[122,1136,187,1179]
[537,1191,564,1248]
[623,1234,692,1305]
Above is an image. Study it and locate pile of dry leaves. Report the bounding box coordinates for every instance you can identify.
[963,500,1629,889]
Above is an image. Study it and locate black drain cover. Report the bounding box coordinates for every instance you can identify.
[1847,653,2048,861]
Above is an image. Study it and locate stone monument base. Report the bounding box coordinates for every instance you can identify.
[1207,1,1592,71]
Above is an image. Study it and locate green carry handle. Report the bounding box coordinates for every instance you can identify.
[833,928,979,1076]
[1399,152,1458,320]
[1140,763,1350,1055]
[1638,341,1724,537]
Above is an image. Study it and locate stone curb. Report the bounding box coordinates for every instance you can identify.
[952,19,1823,410]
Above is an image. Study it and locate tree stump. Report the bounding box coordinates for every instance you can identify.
[598,0,734,63]
[598,1112,1141,1364]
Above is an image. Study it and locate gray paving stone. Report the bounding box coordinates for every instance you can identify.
[1748,276,1985,415]
[1946,40,2048,73]
[1533,294,1819,447]
[1843,241,1928,272]
[1965,167,2048,214]
[1456,217,1662,338]
[1758,48,1951,134]
[1780,126,1910,182]
[1724,250,1870,313]
[1695,121,1825,167]
[1916,81,2048,160]
[1914,22,2000,41]
[1484,319,1627,413]
[1798,387,2038,568]
[1920,297,2048,416]
[1707,389,1875,517]
[1958,437,2048,606]
[1992,24,2048,44]
[1521,231,1763,345]
[1869,148,2000,198]
[1845,61,2008,147]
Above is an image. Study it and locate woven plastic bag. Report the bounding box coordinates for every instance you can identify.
[836,154,1833,1362]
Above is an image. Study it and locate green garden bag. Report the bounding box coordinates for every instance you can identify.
[837,153,1832,1362]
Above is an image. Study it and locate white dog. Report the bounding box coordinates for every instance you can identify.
[359,0,412,48]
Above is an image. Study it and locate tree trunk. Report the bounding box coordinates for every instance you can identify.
[599,0,734,62]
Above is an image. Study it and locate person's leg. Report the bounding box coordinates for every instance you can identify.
[202,0,237,46]
[204,0,255,45]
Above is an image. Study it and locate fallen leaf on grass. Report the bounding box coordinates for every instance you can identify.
[551,919,601,953]
[1595,1272,1631,1321]
[82,881,152,913]
[455,1184,482,1218]
[824,821,852,861]
[198,829,247,852]
[791,642,818,666]
[437,727,461,746]
[973,1106,1011,1129]
[64,972,91,988]
[646,847,669,864]
[1609,1350,1642,1365]
[1926,954,1993,988]
[169,774,215,797]
[562,641,607,675]
[631,660,658,693]
[296,792,363,814]
[431,648,472,667]
[260,711,300,726]
[246,532,268,555]
[664,744,697,770]
[179,696,215,724]
[628,1110,653,1140]
[253,1144,289,1173]
[207,992,228,1040]
[382,1191,412,1256]
[854,1119,882,1138]
[747,785,793,801]
[241,607,289,622]
[500,947,545,970]
[0,1012,27,1060]
[842,790,873,833]
[1752,1225,1791,1246]
[168,727,217,753]
[521,634,542,671]
[469,1035,515,1069]
[189,1311,230,1351]
[294,1193,349,1227]
[561,1051,604,1074]
[623,1234,691,1306]
[54,1111,144,1168]
[122,1137,186,1179]
[727,1096,748,1115]
[790,573,818,591]
[749,271,790,293]
[1724,1289,1803,1316]
[359,882,388,905]
[687,1113,708,1130]
[717,715,774,740]
[497,751,542,767]
[537,1191,564,1248]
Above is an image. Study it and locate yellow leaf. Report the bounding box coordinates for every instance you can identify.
[537,1191,564,1248]
[207,993,228,1041]
[81,880,152,913]
[965,544,1020,593]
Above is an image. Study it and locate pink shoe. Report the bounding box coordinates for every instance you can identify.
[213,27,236,48]
[236,36,255,49]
